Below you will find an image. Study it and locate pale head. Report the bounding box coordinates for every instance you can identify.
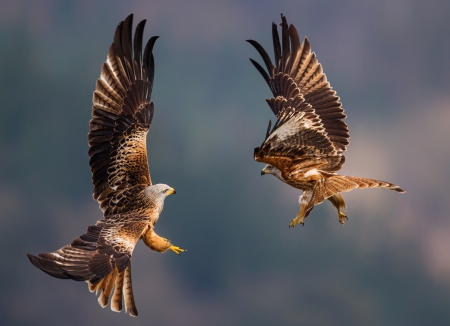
[261,164,283,180]
[145,183,176,202]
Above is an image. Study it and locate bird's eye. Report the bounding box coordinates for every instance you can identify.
[163,189,169,193]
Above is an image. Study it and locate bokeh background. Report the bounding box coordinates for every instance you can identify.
[1,0,450,325]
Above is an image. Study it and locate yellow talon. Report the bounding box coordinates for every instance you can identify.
[169,246,186,255]
[289,214,305,228]
[338,211,348,225]
[289,218,304,228]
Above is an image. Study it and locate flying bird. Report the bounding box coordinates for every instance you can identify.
[247,14,404,228]
[27,14,185,317]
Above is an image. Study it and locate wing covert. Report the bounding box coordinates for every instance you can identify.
[88,14,157,212]
[27,213,148,284]
[254,103,344,173]
[247,14,350,154]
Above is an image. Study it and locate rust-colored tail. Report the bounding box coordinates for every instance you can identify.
[110,270,125,313]
[123,265,138,317]
[86,266,137,317]
[301,175,404,226]
[326,175,405,195]
[311,174,404,208]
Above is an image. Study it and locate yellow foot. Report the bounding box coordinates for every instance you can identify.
[289,217,305,228]
[169,246,186,255]
[338,211,348,225]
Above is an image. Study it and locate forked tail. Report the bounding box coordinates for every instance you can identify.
[327,175,405,195]
[311,174,404,208]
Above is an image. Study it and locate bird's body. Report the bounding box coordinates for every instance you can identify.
[27,15,184,317]
[248,15,404,227]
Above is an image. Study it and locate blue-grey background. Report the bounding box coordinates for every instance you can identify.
[1,0,450,325]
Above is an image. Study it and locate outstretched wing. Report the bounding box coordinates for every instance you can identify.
[248,14,349,172]
[89,14,157,213]
[254,103,343,173]
[27,213,147,317]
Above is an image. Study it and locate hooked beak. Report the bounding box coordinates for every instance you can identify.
[261,170,266,176]
[168,188,176,195]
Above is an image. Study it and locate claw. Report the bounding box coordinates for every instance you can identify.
[289,217,304,228]
[169,246,186,255]
[338,211,347,225]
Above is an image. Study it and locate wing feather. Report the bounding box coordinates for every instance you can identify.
[89,14,158,213]
[248,14,350,166]
[254,104,342,173]
[27,213,147,317]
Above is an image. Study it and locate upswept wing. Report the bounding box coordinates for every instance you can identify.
[254,102,344,173]
[27,213,148,316]
[89,14,157,213]
[248,14,349,172]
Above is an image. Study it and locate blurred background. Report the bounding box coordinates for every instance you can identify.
[1,0,450,325]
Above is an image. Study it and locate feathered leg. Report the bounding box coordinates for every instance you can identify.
[142,228,186,255]
[327,193,348,225]
[289,190,313,227]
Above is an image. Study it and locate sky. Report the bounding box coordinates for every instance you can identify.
[1,0,450,325]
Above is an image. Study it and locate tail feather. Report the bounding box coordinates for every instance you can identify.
[98,268,117,308]
[124,265,138,317]
[85,267,133,315]
[111,271,125,313]
[330,175,405,193]
[310,174,404,209]
[95,278,105,294]
[88,280,97,293]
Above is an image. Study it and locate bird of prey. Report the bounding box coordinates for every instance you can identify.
[247,14,404,228]
[27,14,185,317]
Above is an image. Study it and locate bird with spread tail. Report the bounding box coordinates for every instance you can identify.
[27,14,185,317]
[247,14,404,228]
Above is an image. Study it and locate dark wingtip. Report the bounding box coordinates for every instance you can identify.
[254,147,261,159]
[27,253,71,279]
[27,253,39,264]
[124,13,134,24]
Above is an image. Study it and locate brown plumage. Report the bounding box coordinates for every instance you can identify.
[248,14,404,227]
[27,14,185,317]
